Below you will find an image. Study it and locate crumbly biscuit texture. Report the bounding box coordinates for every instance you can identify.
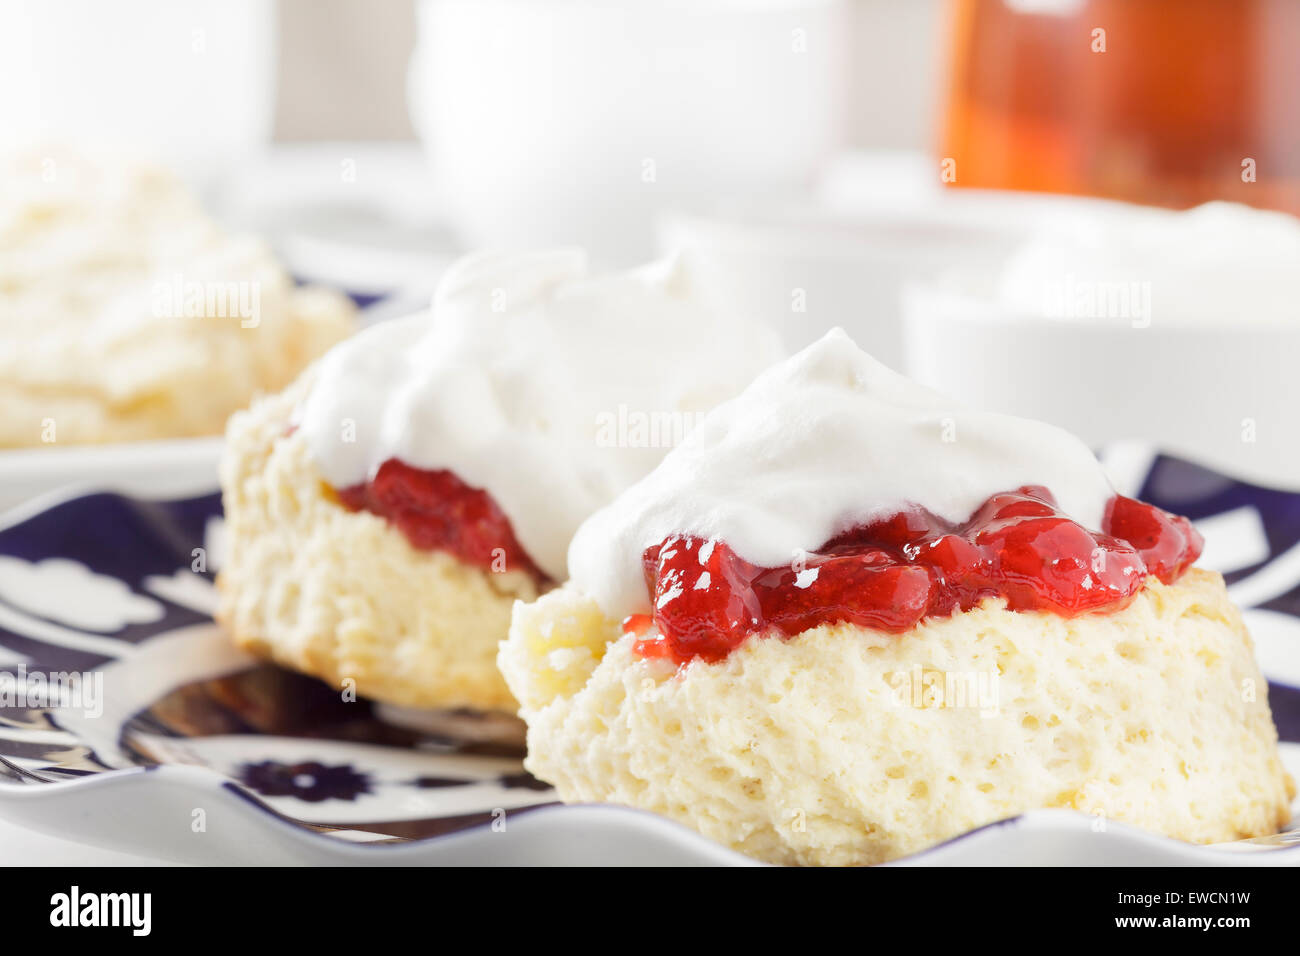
[218,376,539,711]
[501,569,1294,865]
[0,150,353,447]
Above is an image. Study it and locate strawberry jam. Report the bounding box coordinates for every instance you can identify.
[336,459,547,583]
[630,486,1202,665]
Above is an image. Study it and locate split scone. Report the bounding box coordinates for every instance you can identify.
[500,329,1294,865]
[219,250,782,712]
[0,149,354,447]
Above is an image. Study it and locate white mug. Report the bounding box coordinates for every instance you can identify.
[409,0,848,266]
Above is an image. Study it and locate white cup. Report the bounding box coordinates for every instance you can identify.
[409,0,848,266]
[657,178,1129,371]
[660,205,1026,370]
[903,272,1300,490]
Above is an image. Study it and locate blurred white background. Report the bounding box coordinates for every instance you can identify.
[4,0,1298,486]
[270,0,943,151]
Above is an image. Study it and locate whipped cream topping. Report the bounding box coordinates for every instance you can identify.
[995,201,1300,326]
[296,249,784,580]
[568,328,1118,618]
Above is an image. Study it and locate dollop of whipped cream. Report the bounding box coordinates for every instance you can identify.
[995,201,1300,326]
[568,328,1117,618]
[296,249,784,580]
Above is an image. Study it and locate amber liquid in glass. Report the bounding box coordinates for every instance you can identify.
[940,0,1300,215]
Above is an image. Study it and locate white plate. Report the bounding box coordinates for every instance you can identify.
[1,448,1298,865]
[0,438,224,513]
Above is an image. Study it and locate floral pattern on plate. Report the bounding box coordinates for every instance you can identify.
[0,447,1297,862]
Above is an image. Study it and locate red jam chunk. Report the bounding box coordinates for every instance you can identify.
[630,486,1203,665]
[335,459,547,583]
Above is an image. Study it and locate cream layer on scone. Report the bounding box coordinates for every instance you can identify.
[219,377,538,711]
[218,249,782,711]
[501,330,1293,864]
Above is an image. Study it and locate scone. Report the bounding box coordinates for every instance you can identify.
[218,249,782,712]
[0,148,354,447]
[500,329,1294,865]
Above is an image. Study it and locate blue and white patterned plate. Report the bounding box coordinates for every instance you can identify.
[0,444,1297,865]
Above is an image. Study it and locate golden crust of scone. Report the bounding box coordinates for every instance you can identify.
[0,147,355,448]
[217,374,540,712]
[0,284,353,448]
[501,568,1295,865]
